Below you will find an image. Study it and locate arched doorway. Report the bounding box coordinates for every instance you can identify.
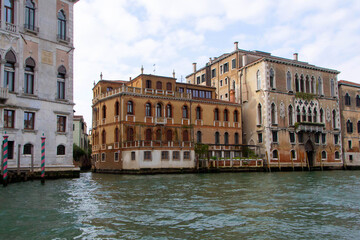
[305,140,314,167]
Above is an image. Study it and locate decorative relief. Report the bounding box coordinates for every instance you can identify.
[326,107,331,122]
[279,102,285,118]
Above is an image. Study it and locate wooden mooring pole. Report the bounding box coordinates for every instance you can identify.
[17,144,21,176]
[41,135,46,185]
[31,145,34,180]
[3,133,9,187]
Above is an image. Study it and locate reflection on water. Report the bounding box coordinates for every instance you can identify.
[0,171,360,239]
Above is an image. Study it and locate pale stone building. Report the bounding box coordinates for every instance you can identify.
[187,42,343,170]
[73,115,88,151]
[0,0,78,175]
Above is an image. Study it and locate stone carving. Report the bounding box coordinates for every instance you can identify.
[280,102,285,118]
[326,107,331,122]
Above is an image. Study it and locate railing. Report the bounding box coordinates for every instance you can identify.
[155,117,166,124]
[24,24,39,33]
[0,87,9,100]
[295,122,325,133]
[208,158,263,168]
[101,144,106,150]
[122,140,193,148]
[114,142,119,149]
[5,22,16,33]
[57,34,70,43]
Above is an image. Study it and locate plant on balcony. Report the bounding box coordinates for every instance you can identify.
[295,92,316,101]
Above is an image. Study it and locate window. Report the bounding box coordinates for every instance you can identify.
[356,95,360,107]
[196,107,201,120]
[156,81,162,90]
[201,74,205,83]
[224,62,229,72]
[334,134,339,145]
[114,152,119,162]
[4,51,16,92]
[335,151,340,160]
[156,103,162,117]
[289,132,295,144]
[146,80,152,89]
[183,130,189,142]
[127,101,133,114]
[311,76,316,94]
[332,110,337,128]
[231,59,236,69]
[101,105,106,119]
[348,140,352,149]
[256,70,261,90]
[196,76,200,84]
[24,57,35,94]
[115,101,119,116]
[57,145,65,155]
[234,133,239,145]
[211,69,216,78]
[156,129,162,141]
[220,65,223,75]
[272,150,278,159]
[23,143,33,155]
[288,105,293,125]
[114,128,119,142]
[130,151,135,161]
[271,103,276,125]
[300,75,304,92]
[224,109,228,122]
[161,151,169,160]
[258,133,263,143]
[166,130,172,142]
[313,108,317,123]
[346,120,353,133]
[305,76,310,93]
[308,108,312,122]
[269,68,275,89]
[330,79,335,97]
[145,103,152,116]
[234,110,239,122]
[298,132,304,143]
[287,71,292,91]
[6,141,14,159]
[321,151,327,160]
[291,150,296,160]
[4,109,15,128]
[302,107,306,122]
[257,104,262,125]
[320,108,324,123]
[322,133,326,144]
[315,133,320,144]
[224,132,229,145]
[182,105,188,118]
[58,10,67,40]
[166,82,172,91]
[166,104,172,118]
[173,151,180,160]
[232,80,236,90]
[215,132,220,144]
[196,131,202,143]
[295,74,299,92]
[25,0,36,30]
[220,80,223,86]
[318,77,323,95]
[101,130,106,144]
[145,129,152,141]
[57,66,66,99]
[345,93,351,106]
[5,0,14,23]
[349,155,353,162]
[24,112,35,130]
[214,108,219,121]
[272,131,278,143]
[184,151,190,160]
[127,128,134,141]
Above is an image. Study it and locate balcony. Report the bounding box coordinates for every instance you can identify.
[0,87,9,100]
[295,122,325,133]
[5,22,16,33]
[57,34,70,43]
[155,117,166,124]
[24,24,39,34]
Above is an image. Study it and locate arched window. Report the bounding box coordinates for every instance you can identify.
[196,106,201,120]
[215,132,220,144]
[23,143,33,155]
[288,105,293,126]
[286,71,292,91]
[145,103,152,116]
[330,79,335,97]
[272,150,278,159]
[345,93,351,106]
[305,76,310,93]
[320,108,324,123]
[257,104,262,125]
[297,106,301,122]
[232,80,236,89]
[156,129,162,141]
[156,103,162,117]
[115,101,120,116]
[182,105,188,118]
[102,105,106,119]
[269,68,275,89]
[224,132,229,145]
[166,104,172,118]
[234,133,239,145]
[295,74,299,92]
[196,131,202,143]
[127,101,133,114]
[311,76,316,94]
[102,130,106,144]
[300,75,304,92]
[5,0,14,23]
[127,127,134,141]
[156,81,162,90]
[302,107,306,122]
[332,110,336,128]
[335,151,340,159]
[308,108,312,122]
[57,10,67,40]
[145,129,152,141]
[224,109,228,122]
[214,108,219,121]
[57,145,65,155]
[313,108,317,123]
[25,0,36,30]
[166,82,172,91]
[146,80,152,89]
[318,77,323,95]
[57,65,66,99]
[321,151,327,159]
[346,120,353,133]
[291,150,296,160]
[166,130,172,142]
[114,128,119,142]
[356,95,360,107]
[183,130,189,142]
[24,57,35,94]
[256,70,261,90]
[4,51,16,92]
[271,103,276,125]
[234,110,239,122]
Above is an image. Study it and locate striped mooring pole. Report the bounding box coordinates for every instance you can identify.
[3,133,8,187]
[41,134,46,184]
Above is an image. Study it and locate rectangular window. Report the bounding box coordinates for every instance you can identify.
[224,62,229,72]
[184,151,190,160]
[201,74,205,83]
[272,131,278,143]
[178,87,184,93]
[114,152,119,162]
[289,132,295,144]
[173,151,180,160]
[24,112,35,130]
[196,76,200,84]
[258,133,263,143]
[211,69,216,78]
[4,70,15,92]
[57,80,65,99]
[315,133,320,144]
[206,91,211,99]
[57,115,66,132]
[224,151,230,159]
[161,151,169,160]
[322,133,326,144]
[24,73,34,94]
[131,151,136,161]
[348,140,352,149]
[144,151,152,161]
[7,141,14,159]
[4,109,15,128]
[220,65,223,75]
[298,132,304,143]
[349,155,353,162]
[334,134,339,145]
[101,153,106,162]
[231,59,236,69]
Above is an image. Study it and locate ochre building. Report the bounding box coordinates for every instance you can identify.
[91,73,242,173]
[187,42,343,170]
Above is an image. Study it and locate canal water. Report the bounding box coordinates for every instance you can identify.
[0,171,360,239]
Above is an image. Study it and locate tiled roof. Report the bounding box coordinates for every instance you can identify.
[338,80,360,88]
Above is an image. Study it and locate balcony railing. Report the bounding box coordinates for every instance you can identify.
[24,24,39,33]
[295,122,325,133]
[5,22,16,33]
[0,87,9,100]
[57,34,70,43]
[122,141,193,148]
[155,117,166,124]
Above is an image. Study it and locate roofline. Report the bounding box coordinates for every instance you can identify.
[338,80,360,88]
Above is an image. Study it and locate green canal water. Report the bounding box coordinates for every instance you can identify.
[0,171,360,239]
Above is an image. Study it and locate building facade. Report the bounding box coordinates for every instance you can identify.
[187,42,343,169]
[73,115,88,151]
[0,0,78,173]
[338,80,360,168]
[91,73,242,173]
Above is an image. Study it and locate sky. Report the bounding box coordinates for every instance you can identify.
[73,0,360,130]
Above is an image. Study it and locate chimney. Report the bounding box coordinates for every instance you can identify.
[209,57,212,64]
[193,62,197,73]
[141,65,144,74]
[234,41,239,51]
[172,70,175,78]
[293,53,298,61]
[242,54,247,67]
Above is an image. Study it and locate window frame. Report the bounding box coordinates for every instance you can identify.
[24,111,35,130]
[57,115,66,132]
